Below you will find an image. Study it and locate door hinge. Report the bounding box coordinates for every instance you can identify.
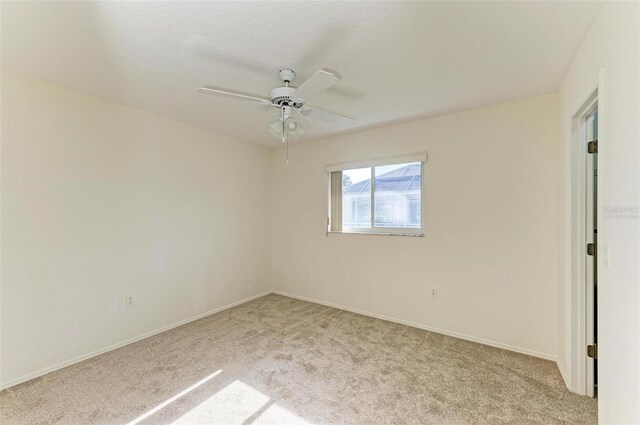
[587,243,596,256]
[588,140,598,154]
[587,343,598,359]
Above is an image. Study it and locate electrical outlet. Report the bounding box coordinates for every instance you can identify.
[126,294,136,307]
[431,288,438,298]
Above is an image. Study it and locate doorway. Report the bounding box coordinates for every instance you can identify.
[585,109,598,398]
[569,87,600,398]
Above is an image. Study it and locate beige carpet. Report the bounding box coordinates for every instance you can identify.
[0,294,596,424]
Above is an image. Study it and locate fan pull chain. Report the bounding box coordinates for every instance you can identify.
[281,106,289,164]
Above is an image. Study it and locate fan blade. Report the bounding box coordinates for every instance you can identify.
[291,70,339,102]
[197,86,271,105]
[300,106,355,124]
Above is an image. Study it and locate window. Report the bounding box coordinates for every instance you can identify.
[328,153,425,236]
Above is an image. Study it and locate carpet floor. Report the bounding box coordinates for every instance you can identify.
[0,294,597,424]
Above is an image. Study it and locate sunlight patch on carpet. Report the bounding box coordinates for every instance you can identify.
[126,370,223,425]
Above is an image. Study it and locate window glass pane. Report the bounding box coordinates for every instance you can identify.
[342,167,371,228]
[374,162,421,228]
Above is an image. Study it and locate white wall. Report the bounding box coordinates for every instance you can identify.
[557,2,640,423]
[0,72,272,388]
[271,94,559,359]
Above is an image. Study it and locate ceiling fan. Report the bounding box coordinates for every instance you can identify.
[198,69,355,162]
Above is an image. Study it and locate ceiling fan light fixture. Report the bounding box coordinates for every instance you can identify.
[266,115,305,139]
[285,116,305,138]
[266,116,284,138]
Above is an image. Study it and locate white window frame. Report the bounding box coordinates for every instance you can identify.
[327,152,426,237]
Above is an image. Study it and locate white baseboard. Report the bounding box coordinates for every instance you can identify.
[272,290,556,361]
[0,290,272,391]
[1,289,559,391]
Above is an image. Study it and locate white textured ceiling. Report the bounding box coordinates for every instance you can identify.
[1,1,601,147]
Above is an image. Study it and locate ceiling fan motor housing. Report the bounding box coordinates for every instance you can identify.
[270,86,305,109]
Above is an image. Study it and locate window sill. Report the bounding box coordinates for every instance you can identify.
[327,231,425,238]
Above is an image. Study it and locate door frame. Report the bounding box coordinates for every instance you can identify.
[567,68,604,396]
[584,107,597,397]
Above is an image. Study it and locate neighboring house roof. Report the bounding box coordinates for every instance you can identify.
[343,163,421,196]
